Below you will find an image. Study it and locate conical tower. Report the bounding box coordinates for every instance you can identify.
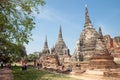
[55,26,67,50]
[44,35,48,49]
[58,25,63,41]
[42,35,50,54]
[54,25,70,64]
[98,27,103,39]
[72,5,99,61]
[84,5,93,28]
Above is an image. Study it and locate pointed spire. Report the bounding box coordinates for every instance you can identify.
[44,35,48,49]
[84,4,93,28]
[58,25,63,41]
[98,27,103,39]
[42,35,50,54]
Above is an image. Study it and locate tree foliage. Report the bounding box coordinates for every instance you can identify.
[0,0,45,61]
[0,0,45,44]
[0,44,27,63]
[27,52,39,61]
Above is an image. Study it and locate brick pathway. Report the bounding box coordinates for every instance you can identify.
[0,69,13,80]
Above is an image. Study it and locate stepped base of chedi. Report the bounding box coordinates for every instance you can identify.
[89,54,116,69]
[89,38,117,69]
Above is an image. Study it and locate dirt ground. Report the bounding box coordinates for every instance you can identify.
[68,69,120,80]
[0,69,13,80]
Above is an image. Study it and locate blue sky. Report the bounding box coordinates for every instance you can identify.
[25,0,120,54]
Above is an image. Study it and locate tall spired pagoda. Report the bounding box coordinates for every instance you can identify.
[39,36,50,57]
[72,5,100,61]
[51,26,70,64]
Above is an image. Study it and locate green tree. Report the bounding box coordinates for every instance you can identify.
[0,0,45,62]
[27,52,39,61]
[13,44,27,62]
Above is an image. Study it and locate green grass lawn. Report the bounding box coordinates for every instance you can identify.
[12,66,80,80]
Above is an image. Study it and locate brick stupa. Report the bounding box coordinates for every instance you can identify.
[89,31,117,69]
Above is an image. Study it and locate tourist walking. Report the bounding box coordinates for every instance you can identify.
[37,63,40,69]
[0,61,3,69]
[62,65,64,70]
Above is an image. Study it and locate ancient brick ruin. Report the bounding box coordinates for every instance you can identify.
[38,5,120,71]
[39,26,71,68]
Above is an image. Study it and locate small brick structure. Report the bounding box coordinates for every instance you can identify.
[40,54,60,69]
